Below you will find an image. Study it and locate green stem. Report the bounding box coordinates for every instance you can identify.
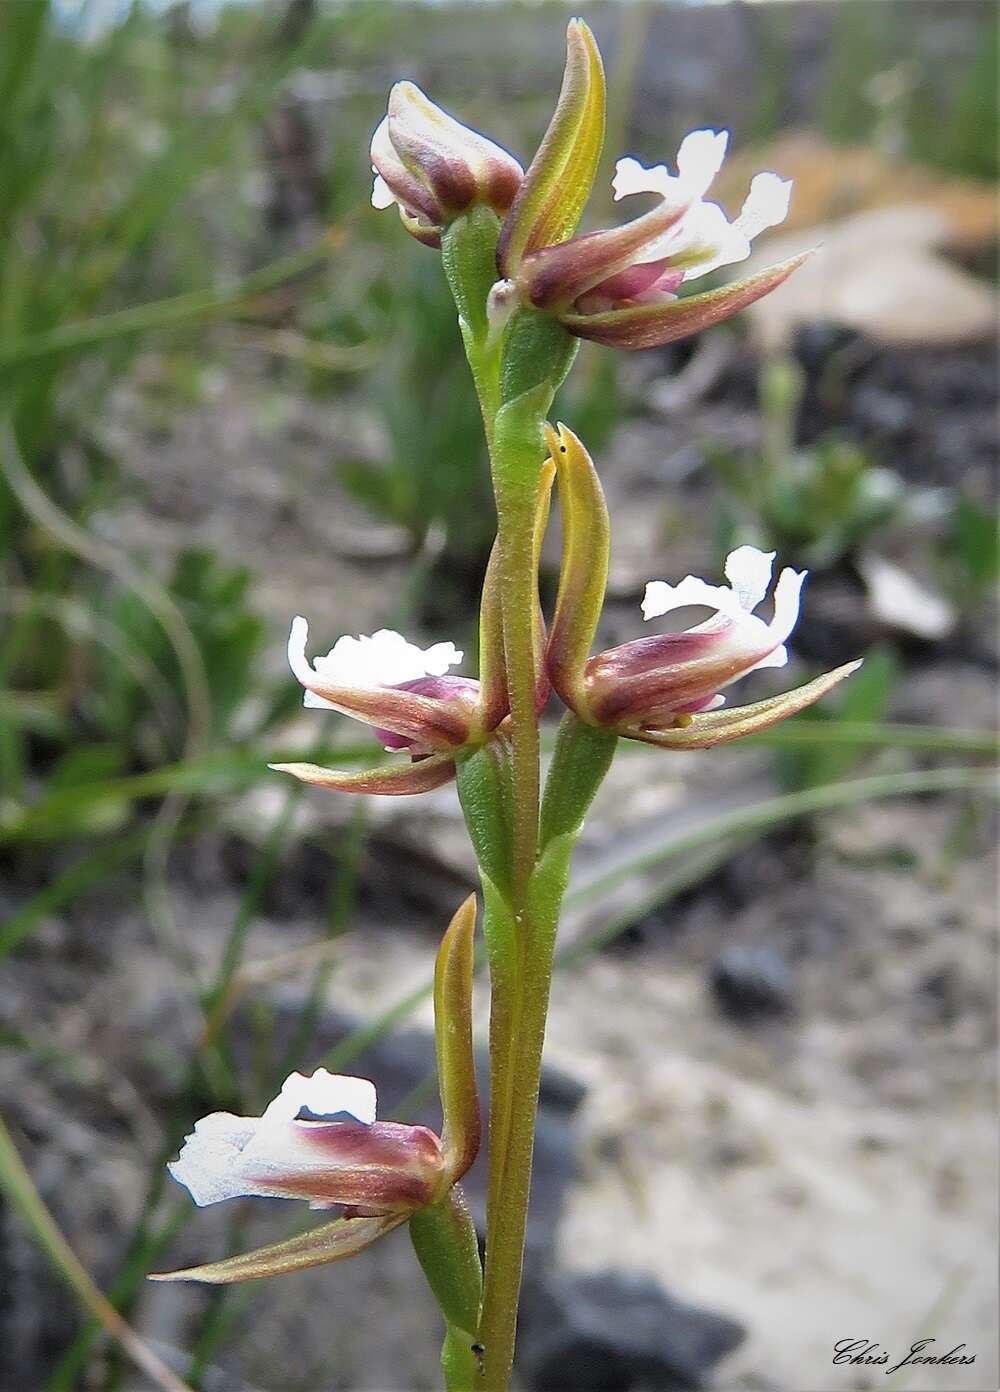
[478,719,616,1389]
[445,208,586,1388]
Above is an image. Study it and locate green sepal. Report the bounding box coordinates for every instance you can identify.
[409,1186,483,1339]
[456,741,514,898]
[442,205,503,347]
[635,660,864,750]
[539,712,617,851]
[434,895,481,1182]
[546,422,610,716]
[476,536,508,732]
[497,19,606,273]
[499,308,578,405]
[148,1214,406,1284]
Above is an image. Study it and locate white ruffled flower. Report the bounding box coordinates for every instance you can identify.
[642,544,806,678]
[288,616,463,711]
[612,130,792,283]
[168,1070,378,1208]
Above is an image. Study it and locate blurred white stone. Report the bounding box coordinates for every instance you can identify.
[744,205,997,348]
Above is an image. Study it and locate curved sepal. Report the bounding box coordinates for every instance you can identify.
[149,1213,406,1284]
[634,660,863,749]
[268,754,456,795]
[560,252,810,350]
[434,896,480,1182]
[497,19,605,275]
[546,423,609,718]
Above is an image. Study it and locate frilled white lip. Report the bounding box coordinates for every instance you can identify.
[288,615,463,710]
[167,1070,377,1208]
[611,129,792,284]
[642,544,806,678]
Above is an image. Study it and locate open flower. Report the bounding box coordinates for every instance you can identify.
[166,1069,446,1213]
[371,81,523,246]
[271,464,555,797]
[151,1070,447,1284]
[586,135,793,306]
[547,423,860,748]
[592,546,807,723]
[152,898,480,1286]
[492,22,805,351]
[270,616,484,796]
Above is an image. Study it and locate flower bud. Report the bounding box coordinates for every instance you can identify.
[372,81,523,246]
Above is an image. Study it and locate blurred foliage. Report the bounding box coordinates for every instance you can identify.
[338,251,494,567]
[946,496,1000,609]
[711,356,949,572]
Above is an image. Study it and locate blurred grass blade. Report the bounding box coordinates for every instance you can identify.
[0,742,375,844]
[0,1117,193,1392]
[1,424,212,756]
[570,766,997,908]
[744,721,999,754]
[0,234,342,370]
[317,764,996,1079]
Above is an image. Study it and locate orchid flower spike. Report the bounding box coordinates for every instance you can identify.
[371,80,523,247]
[270,616,484,796]
[547,426,860,748]
[492,21,807,350]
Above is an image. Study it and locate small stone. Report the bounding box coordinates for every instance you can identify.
[709,945,794,1022]
[517,1270,744,1391]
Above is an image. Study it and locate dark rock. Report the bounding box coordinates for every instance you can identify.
[517,1270,745,1391]
[709,945,794,1023]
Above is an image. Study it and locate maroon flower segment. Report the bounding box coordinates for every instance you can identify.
[248,1120,447,1212]
[375,675,482,750]
[584,629,733,726]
